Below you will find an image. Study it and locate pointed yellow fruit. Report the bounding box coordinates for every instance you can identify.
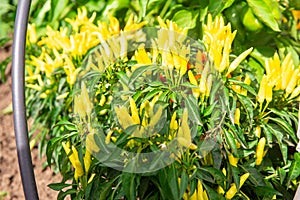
[84,150,91,173]
[170,112,178,130]
[256,137,266,165]
[228,153,239,167]
[130,97,140,124]
[265,82,273,103]
[234,108,240,125]
[257,75,267,104]
[226,47,253,76]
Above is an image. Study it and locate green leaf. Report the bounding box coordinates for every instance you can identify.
[242,166,266,186]
[277,167,287,185]
[224,128,238,156]
[138,0,148,20]
[203,182,225,200]
[144,89,161,102]
[172,9,198,29]
[226,123,248,149]
[203,102,217,117]
[50,0,68,23]
[46,137,62,166]
[200,167,226,184]
[237,94,254,125]
[128,65,157,89]
[228,78,257,96]
[48,183,74,191]
[0,56,11,83]
[57,188,77,200]
[254,186,282,197]
[179,171,189,198]
[0,37,10,48]
[116,71,129,86]
[54,120,77,131]
[122,173,137,200]
[185,95,202,125]
[269,108,292,125]
[99,176,120,200]
[268,117,297,143]
[167,164,179,199]
[246,0,280,32]
[261,123,272,146]
[266,124,287,164]
[231,166,241,190]
[208,0,235,18]
[287,153,300,187]
[33,0,51,26]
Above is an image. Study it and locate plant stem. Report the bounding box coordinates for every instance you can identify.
[160,0,172,19]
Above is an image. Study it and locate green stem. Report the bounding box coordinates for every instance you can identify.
[160,0,172,19]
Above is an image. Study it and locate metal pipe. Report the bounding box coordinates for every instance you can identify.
[12,0,39,199]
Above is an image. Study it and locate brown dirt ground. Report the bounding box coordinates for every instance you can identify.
[0,45,61,199]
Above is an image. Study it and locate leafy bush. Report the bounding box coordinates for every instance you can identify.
[24,0,300,199]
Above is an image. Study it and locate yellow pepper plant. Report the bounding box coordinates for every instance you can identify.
[24,0,300,199]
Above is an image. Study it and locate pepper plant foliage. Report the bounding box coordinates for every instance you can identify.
[24,0,300,199]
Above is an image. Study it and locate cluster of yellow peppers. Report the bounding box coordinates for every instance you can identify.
[26,7,147,97]
[181,171,250,200]
[62,141,91,181]
[187,14,253,99]
[181,179,209,200]
[258,52,300,104]
[30,6,299,198]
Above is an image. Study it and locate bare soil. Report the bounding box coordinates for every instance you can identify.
[0,46,61,200]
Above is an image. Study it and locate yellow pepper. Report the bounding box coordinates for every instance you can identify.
[228,153,239,167]
[265,83,273,103]
[217,186,225,195]
[286,68,299,94]
[84,150,91,173]
[257,75,267,104]
[289,85,300,99]
[226,47,253,76]
[105,130,114,144]
[240,74,251,96]
[188,71,201,98]
[197,180,204,200]
[130,97,140,124]
[255,137,266,165]
[225,173,250,199]
[170,112,178,130]
[99,94,106,106]
[254,126,261,138]
[234,108,240,125]
[62,142,84,181]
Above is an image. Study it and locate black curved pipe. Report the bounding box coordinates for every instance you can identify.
[12,0,39,199]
